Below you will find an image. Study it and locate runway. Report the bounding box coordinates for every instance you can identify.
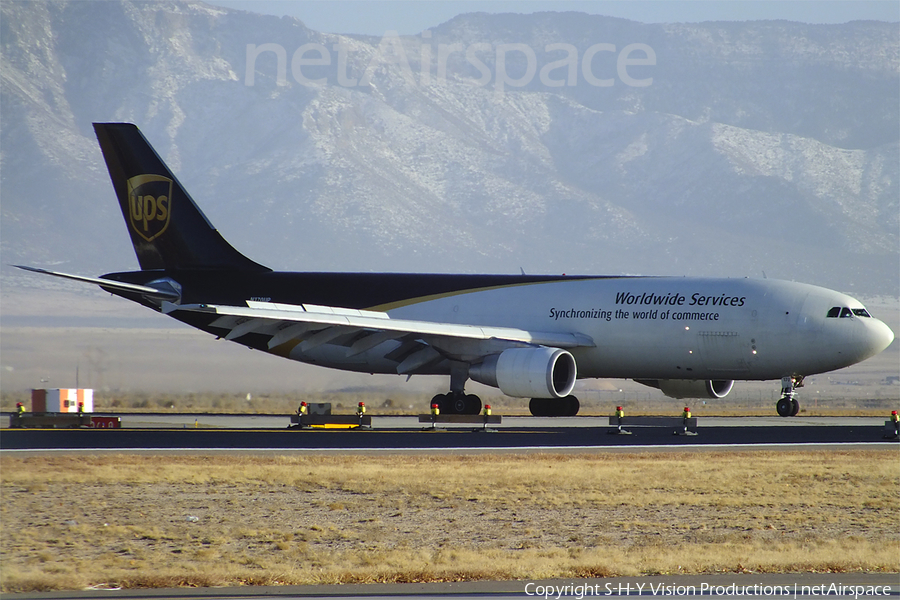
[2,414,896,451]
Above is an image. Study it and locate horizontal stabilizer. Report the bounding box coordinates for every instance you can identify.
[14,265,180,300]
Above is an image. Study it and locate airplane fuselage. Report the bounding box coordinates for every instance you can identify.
[103,270,892,383]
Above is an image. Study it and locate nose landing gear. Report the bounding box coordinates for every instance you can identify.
[776,375,804,417]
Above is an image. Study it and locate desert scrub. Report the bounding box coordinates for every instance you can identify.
[1,451,898,592]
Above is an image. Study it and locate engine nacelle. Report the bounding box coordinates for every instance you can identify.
[469,347,577,398]
[636,379,734,399]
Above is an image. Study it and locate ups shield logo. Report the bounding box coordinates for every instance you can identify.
[126,175,172,242]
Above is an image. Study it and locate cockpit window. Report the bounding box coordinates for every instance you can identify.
[826,306,870,318]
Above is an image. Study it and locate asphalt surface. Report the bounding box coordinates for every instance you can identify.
[2,415,896,451]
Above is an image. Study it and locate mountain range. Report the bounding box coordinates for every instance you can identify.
[2,0,898,298]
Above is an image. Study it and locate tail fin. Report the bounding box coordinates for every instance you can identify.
[93,123,270,272]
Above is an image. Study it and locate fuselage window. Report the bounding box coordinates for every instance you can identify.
[840,307,853,318]
[852,308,871,318]
[826,307,841,318]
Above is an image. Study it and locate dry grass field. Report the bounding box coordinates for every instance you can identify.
[1,450,898,592]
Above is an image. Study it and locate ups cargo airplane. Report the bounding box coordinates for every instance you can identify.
[18,123,895,417]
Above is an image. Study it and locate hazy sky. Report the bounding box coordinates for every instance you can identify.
[205,1,899,35]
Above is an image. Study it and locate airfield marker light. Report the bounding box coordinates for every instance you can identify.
[678,406,692,436]
[479,404,494,432]
[614,405,626,433]
[429,402,440,430]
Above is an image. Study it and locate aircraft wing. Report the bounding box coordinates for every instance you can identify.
[163,300,595,374]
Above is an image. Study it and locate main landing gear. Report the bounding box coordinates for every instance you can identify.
[429,394,582,416]
[529,396,580,417]
[428,361,582,416]
[431,392,482,415]
[776,375,804,417]
[431,362,482,415]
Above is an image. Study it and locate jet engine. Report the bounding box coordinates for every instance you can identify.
[636,379,734,399]
[469,347,576,398]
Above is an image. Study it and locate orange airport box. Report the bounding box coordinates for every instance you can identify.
[31,389,93,413]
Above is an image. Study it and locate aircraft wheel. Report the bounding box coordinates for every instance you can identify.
[790,398,800,416]
[529,398,549,416]
[776,397,793,417]
[431,393,447,413]
[464,394,482,415]
[445,393,469,414]
[530,397,579,416]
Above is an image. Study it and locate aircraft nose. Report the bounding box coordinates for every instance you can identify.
[827,314,894,368]
[868,318,895,355]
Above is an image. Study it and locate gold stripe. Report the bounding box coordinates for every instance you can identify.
[366,280,553,312]
[268,338,302,357]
